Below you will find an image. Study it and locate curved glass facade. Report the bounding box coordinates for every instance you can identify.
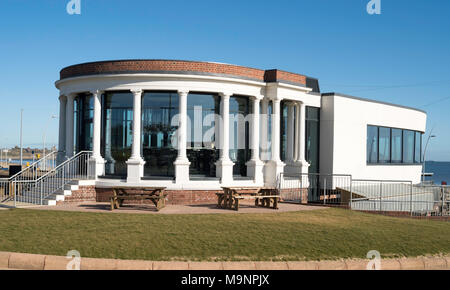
[187,93,220,177]
[142,91,179,178]
[101,91,133,177]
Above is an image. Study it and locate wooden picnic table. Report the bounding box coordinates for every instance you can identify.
[217,187,280,211]
[110,187,167,211]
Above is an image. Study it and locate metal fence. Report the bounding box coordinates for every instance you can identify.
[278,173,352,204]
[278,173,449,216]
[1,151,93,206]
[350,180,450,216]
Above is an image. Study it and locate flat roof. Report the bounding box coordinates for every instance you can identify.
[59,59,315,89]
[322,92,427,114]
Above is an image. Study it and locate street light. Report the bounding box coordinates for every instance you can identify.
[422,131,437,184]
[43,114,58,170]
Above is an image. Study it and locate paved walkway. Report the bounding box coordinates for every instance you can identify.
[31,201,322,215]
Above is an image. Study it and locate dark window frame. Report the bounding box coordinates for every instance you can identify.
[367,125,423,165]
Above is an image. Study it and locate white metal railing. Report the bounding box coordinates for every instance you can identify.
[278,173,352,204]
[350,180,450,216]
[3,151,93,206]
[9,151,58,182]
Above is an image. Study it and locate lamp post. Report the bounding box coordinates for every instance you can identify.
[43,114,58,170]
[422,131,437,184]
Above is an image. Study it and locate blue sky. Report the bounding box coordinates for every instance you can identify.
[0,0,449,161]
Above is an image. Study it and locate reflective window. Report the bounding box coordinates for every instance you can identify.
[403,130,415,163]
[391,129,402,163]
[187,93,220,177]
[142,91,179,177]
[415,132,422,163]
[367,126,378,163]
[229,95,250,177]
[378,127,391,163]
[75,94,94,152]
[101,92,133,177]
[306,107,320,174]
[367,125,422,164]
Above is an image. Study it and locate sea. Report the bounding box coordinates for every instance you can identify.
[424,161,450,185]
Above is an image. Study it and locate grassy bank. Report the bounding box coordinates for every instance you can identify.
[0,208,449,261]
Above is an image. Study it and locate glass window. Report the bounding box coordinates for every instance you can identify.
[142,91,179,177]
[391,129,402,163]
[187,93,220,177]
[378,127,391,163]
[415,132,422,163]
[75,94,94,153]
[306,107,320,174]
[101,92,133,177]
[403,130,415,163]
[367,126,378,163]
[229,95,250,177]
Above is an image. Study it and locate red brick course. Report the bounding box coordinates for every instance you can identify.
[59,60,307,86]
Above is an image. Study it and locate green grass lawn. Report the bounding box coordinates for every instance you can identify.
[0,208,449,261]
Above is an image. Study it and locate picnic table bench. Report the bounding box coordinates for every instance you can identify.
[110,187,167,211]
[217,187,280,211]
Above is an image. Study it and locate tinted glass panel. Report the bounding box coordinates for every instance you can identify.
[142,91,179,177]
[403,130,415,163]
[415,132,422,163]
[229,95,250,176]
[187,93,219,177]
[367,126,378,163]
[102,92,133,177]
[306,107,320,174]
[391,129,402,163]
[378,127,391,163]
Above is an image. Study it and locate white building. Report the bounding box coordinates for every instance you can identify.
[54,60,426,204]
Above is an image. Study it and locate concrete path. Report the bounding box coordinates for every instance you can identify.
[31,201,323,215]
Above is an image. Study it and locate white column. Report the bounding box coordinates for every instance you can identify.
[266,98,285,186]
[260,99,270,161]
[287,102,295,162]
[174,90,191,184]
[271,99,282,162]
[246,97,264,184]
[57,95,67,164]
[65,93,75,158]
[294,103,300,161]
[296,102,310,174]
[215,92,234,183]
[89,90,105,177]
[126,89,145,183]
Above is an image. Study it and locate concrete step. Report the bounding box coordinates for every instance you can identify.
[55,189,72,196]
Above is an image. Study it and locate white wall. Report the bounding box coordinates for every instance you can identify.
[320,94,427,184]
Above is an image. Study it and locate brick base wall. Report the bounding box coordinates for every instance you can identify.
[279,188,308,204]
[59,186,97,204]
[62,187,220,206]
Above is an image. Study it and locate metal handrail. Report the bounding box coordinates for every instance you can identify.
[34,151,92,182]
[4,151,93,206]
[8,151,58,181]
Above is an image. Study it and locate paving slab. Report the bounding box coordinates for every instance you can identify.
[189,262,224,270]
[9,253,45,270]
